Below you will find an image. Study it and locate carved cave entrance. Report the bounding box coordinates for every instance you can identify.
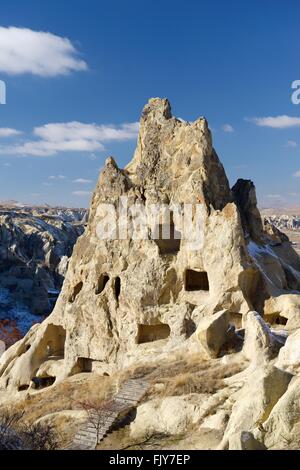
[154,212,181,255]
[95,273,110,295]
[185,269,209,291]
[136,323,171,344]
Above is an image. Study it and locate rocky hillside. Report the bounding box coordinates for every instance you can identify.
[261,211,300,254]
[1,98,300,450]
[0,206,86,340]
[265,214,300,231]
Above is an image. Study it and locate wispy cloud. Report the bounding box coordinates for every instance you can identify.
[0,121,139,157]
[293,171,300,177]
[48,175,66,180]
[0,26,87,76]
[221,123,234,133]
[72,178,93,184]
[248,115,300,129]
[72,191,92,196]
[0,128,23,137]
[266,194,282,198]
[285,140,297,148]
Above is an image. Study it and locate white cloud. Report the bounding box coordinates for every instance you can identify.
[48,175,66,180]
[0,27,87,76]
[249,115,300,129]
[72,178,93,184]
[0,121,139,157]
[0,128,22,137]
[72,191,92,196]
[222,124,234,133]
[34,121,139,142]
[285,140,297,147]
[3,139,104,157]
[266,194,282,198]
[293,171,300,177]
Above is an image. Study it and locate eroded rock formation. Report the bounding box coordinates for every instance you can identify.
[0,206,85,317]
[1,98,300,452]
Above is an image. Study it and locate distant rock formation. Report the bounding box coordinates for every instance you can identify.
[264,214,300,231]
[0,206,86,317]
[0,97,300,409]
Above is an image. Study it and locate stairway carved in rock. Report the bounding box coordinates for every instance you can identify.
[68,378,149,450]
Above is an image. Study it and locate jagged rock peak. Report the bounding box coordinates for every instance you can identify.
[232,178,263,240]
[125,97,231,210]
[105,156,118,168]
[141,97,172,121]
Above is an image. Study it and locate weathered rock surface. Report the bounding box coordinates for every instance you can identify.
[0,340,5,357]
[1,98,300,452]
[254,375,300,449]
[200,410,229,433]
[0,206,85,316]
[0,98,263,392]
[130,394,207,439]
[275,328,300,374]
[221,365,292,449]
[195,310,230,358]
[232,179,263,241]
[242,311,284,363]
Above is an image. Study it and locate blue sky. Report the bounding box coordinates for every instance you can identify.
[0,0,300,208]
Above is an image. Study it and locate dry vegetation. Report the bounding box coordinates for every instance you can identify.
[0,351,248,449]
[124,353,245,398]
[2,372,115,426]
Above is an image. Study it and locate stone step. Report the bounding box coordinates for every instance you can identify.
[118,389,144,395]
[73,434,97,442]
[121,383,148,388]
[119,387,147,394]
[73,437,96,445]
[119,384,147,390]
[87,418,118,426]
[73,441,95,448]
[117,391,142,397]
[115,398,138,403]
[75,432,96,440]
[74,439,96,446]
[75,432,96,438]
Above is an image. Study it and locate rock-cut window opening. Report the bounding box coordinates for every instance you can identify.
[18,384,29,392]
[114,276,121,302]
[185,269,209,291]
[95,273,110,295]
[69,281,83,303]
[45,325,66,358]
[31,376,56,390]
[154,212,181,255]
[136,323,171,344]
[76,357,93,373]
[275,315,287,326]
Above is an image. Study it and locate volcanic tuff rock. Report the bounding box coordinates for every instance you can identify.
[0,206,85,315]
[1,96,300,447]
